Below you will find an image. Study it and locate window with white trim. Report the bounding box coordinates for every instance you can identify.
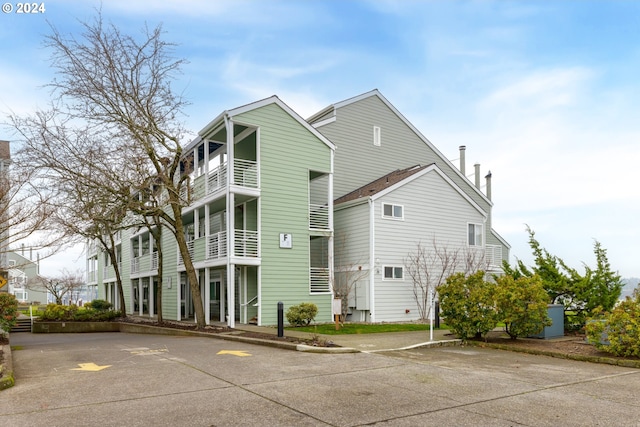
[382,203,403,219]
[468,223,483,246]
[383,266,403,280]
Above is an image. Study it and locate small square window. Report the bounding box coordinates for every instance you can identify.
[382,203,403,219]
[383,266,403,280]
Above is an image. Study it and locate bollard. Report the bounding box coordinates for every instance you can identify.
[277,301,284,337]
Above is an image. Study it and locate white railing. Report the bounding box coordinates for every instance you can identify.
[486,245,503,268]
[234,159,258,188]
[177,240,195,265]
[87,270,97,283]
[207,231,228,260]
[151,252,159,270]
[309,204,329,230]
[208,163,228,195]
[131,257,140,274]
[234,229,259,257]
[310,267,330,293]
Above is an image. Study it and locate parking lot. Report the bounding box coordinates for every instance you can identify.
[2,332,640,426]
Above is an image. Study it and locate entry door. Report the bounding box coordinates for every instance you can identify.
[180,273,192,319]
[209,272,222,321]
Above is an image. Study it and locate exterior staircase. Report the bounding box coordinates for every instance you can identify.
[10,316,32,333]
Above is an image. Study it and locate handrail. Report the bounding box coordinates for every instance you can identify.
[240,295,258,307]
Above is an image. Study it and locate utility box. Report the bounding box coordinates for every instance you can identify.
[531,304,564,339]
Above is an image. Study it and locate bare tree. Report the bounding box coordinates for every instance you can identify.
[404,239,490,322]
[8,13,208,326]
[0,140,67,281]
[332,232,369,324]
[404,239,460,322]
[30,269,85,305]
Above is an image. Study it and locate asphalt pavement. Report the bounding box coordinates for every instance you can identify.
[3,331,639,426]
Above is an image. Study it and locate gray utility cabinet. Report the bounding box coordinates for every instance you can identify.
[531,304,564,339]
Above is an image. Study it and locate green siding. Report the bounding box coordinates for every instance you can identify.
[236,103,333,325]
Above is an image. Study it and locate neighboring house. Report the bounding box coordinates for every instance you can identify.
[333,164,501,322]
[7,251,47,304]
[308,90,510,322]
[88,96,335,327]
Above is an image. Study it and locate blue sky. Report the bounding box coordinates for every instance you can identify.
[1,0,639,279]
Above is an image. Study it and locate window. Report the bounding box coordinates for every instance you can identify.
[468,223,483,246]
[383,266,403,280]
[373,126,381,146]
[382,203,403,219]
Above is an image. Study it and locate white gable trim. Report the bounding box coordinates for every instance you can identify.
[491,229,511,249]
[198,96,336,151]
[371,164,487,219]
[321,89,491,205]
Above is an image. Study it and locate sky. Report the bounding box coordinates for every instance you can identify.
[1,0,639,279]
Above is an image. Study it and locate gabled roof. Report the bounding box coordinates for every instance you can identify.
[308,89,491,205]
[190,96,335,152]
[335,164,429,205]
[335,163,487,219]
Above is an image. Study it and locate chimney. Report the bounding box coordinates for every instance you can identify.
[474,163,481,189]
[459,145,466,176]
[485,171,492,200]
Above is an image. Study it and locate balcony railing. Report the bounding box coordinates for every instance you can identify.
[234,159,258,188]
[177,240,195,265]
[309,204,329,230]
[207,231,228,260]
[207,163,228,194]
[131,257,140,274]
[486,245,503,268]
[310,267,330,293]
[234,229,259,257]
[151,252,159,270]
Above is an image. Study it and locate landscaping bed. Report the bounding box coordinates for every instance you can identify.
[469,330,640,368]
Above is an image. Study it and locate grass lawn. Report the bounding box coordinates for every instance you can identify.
[286,322,448,335]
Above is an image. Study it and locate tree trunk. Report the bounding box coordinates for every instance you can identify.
[172,207,205,328]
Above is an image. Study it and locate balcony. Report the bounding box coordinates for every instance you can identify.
[177,240,195,265]
[207,163,228,195]
[486,245,503,268]
[310,267,330,293]
[234,229,259,257]
[309,204,329,230]
[207,231,228,260]
[234,159,258,188]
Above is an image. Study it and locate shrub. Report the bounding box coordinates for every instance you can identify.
[495,274,551,339]
[85,299,113,311]
[38,303,122,322]
[286,302,318,327]
[438,271,498,340]
[0,293,19,335]
[586,291,640,358]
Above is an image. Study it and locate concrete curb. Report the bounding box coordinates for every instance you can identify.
[365,339,463,353]
[467,341,640,369]
[0,343,14,390]
[296,344,359,353]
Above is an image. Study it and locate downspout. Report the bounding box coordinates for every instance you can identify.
[369,198,375,323]
[225,114,236,328]
[328,150,335,321]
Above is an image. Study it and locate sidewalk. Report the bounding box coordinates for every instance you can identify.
[234,324,461,352]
